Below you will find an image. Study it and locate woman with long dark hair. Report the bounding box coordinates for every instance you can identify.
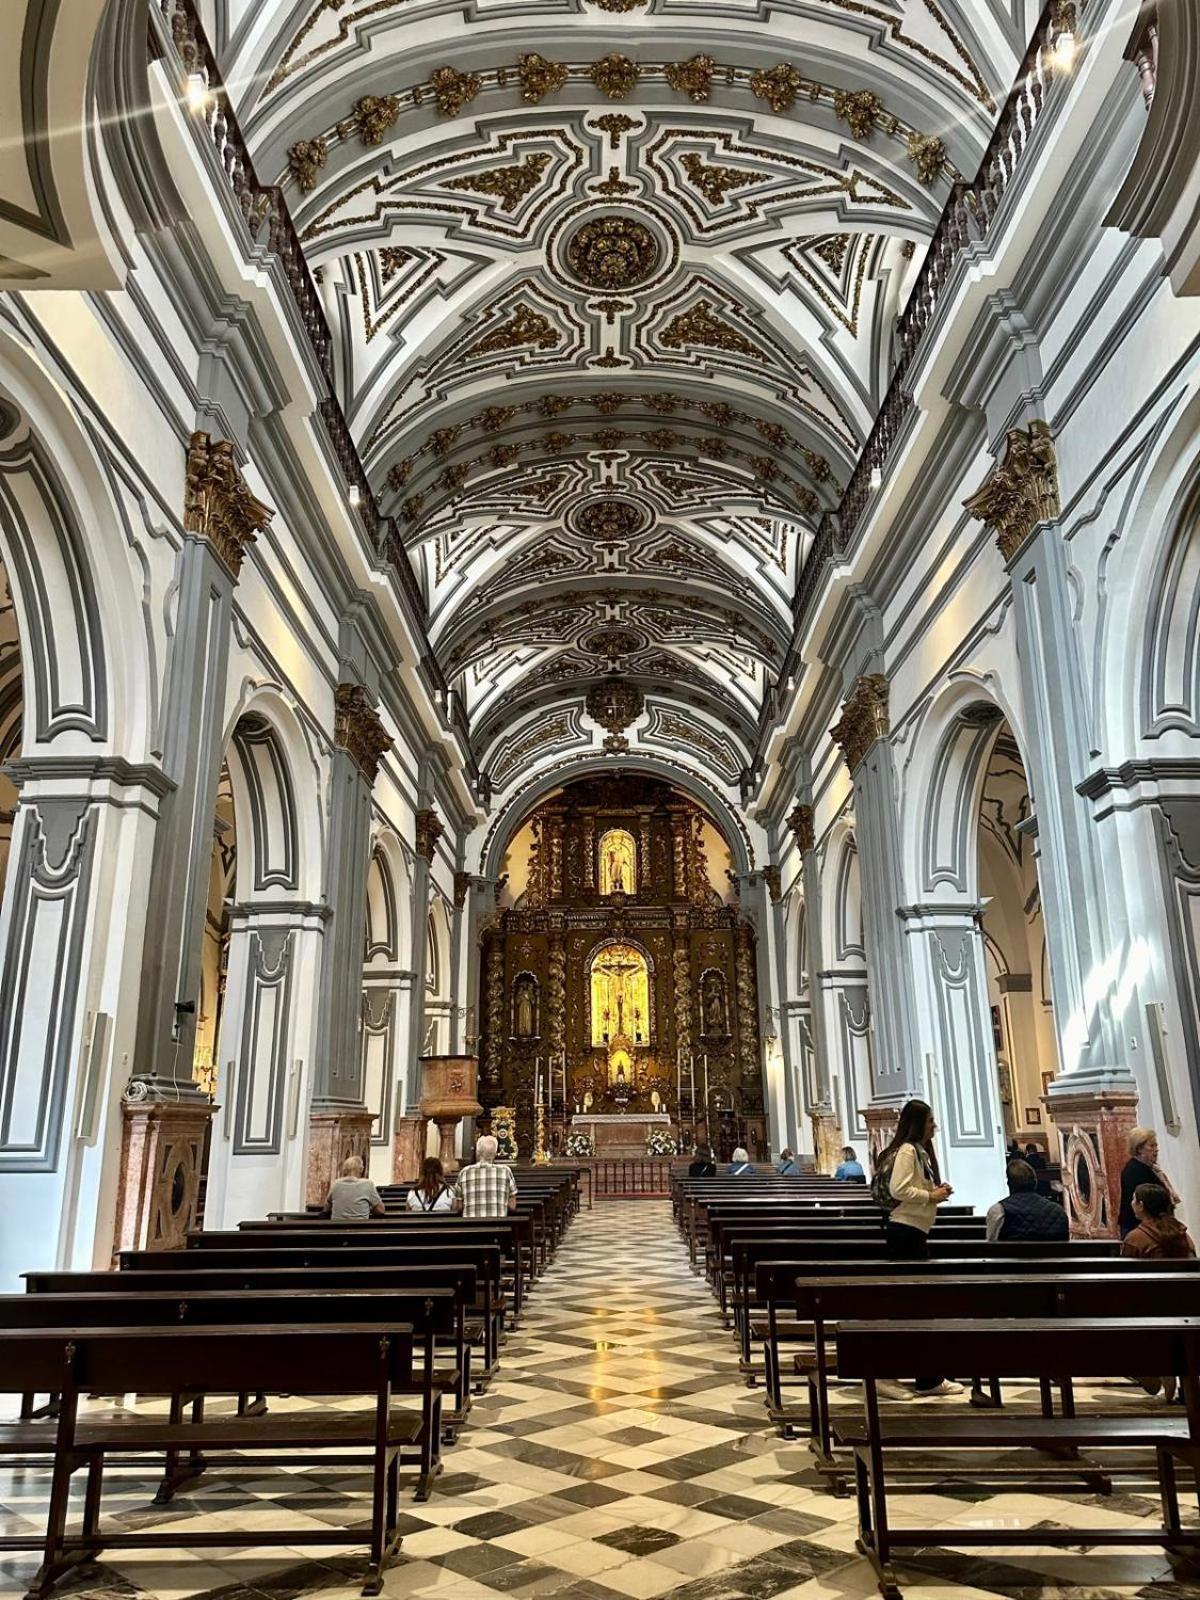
[875,1098,961,1397]
[406,1155,454,1212]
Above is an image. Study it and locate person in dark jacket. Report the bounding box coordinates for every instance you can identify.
[1118,1128,1181,1237]
[984,1160,1068,1241]
[687,1144,716,1178]
[1121,1184,1196,1260]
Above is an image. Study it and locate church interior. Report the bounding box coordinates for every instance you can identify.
[4,0,1200,1595]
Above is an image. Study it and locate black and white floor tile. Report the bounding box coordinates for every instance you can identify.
[3,1202,1199,1600]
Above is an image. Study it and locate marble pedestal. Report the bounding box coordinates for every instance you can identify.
[863,1104,900,1167]
[1043,1084,1139,1237]
[810,1108,844,1176]
[115,1097,218,1255]
[392,1114,428,1182]
[306,1108,376,1207]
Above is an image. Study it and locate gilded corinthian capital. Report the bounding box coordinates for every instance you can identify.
[184,432,273,579]
[963,420,1060,563]
[830,673,890,774]
[334,682,393,784]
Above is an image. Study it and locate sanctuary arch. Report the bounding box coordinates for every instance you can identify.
[478,773,766,1159]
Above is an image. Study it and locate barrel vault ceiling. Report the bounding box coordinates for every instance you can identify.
[216,0,1033,788]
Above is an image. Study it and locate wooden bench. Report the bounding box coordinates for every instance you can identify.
[5,1288,456,1496]
[0,1324,417,1598]
[834,1317,1200,1599]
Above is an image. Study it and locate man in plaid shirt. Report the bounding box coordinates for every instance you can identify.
[454,1134,518,1217]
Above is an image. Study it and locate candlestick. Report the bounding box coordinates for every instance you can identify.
[703,1053,710,1126]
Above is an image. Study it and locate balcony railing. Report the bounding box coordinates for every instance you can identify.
[788,0,1078,645]
[152,0,450,689]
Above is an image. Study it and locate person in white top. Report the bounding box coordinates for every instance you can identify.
[406,1156,455,1213]
[876,1099,961,1398]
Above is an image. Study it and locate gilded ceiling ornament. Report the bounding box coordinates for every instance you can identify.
[680,152,758,206]
[387,460,412,492]
[491,443,521,468]
[594,428,624,451]
[754,419,789,448]
[566,215,659,288]
[832,88,883,140]
[444,152,551,212]
[751,456,778,481]
[591,0,647,11]
[814,234,850,273]
[184,431,273,580]
[430,66,481,116]
[830,673,890,774]
[480,405,518,432]
[645,428,681,451]
[593,347,626,368]
[428,425,464,456]
[334,683,394,785]
[287,137,327,192]
[353,94,400,146]
[963,420,1059,563]
[438,463,468,492]
[750,63,804,114]
[698,400,735,428]
[592,114,638,149]
[704,438,729,459]
[399,493,425,524]
[787,803,815,853]
[517,53,568,103]
[469,303,561,355]
[646,393,677,413]
[665,55,715,103]
[414,807,445,862]
[793,486,820,516]
[590,54,640,100]
[594,167,636,197]
[660,300,759,356]
[906,131,947,185]
[803,449,831,482]
[539,394,574,417]
[591,391,627,414]
[380,245,414,282]
[543,431,576,454]
[586,679,645,739]
[578,498,644,541]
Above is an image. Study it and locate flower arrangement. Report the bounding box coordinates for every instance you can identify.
[645,1128,678,1157]
[564,1131,595,1158]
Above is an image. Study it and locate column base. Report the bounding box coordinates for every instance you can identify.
[115,1097,219,1255]
[1042,1084,1139,1238]
[810,1109,844,1176]
[306,1108,377,1208]
[863,1104,900,1168]
[392,1115,428,1182]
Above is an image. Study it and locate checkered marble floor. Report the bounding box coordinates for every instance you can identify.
[3,1201,1200,1600]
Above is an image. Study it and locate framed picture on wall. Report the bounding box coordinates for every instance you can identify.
[1025,1107,1042,1125]
[1040,1071,1054,1096]
[990,1005,1004,1052]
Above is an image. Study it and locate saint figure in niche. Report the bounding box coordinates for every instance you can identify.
[598,828,637,896]
[513,973,538,1038]
[701,969,728,1036]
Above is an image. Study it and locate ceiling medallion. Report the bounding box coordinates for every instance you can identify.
[566,215,659,289]
[665,55,715,103]
[353,95,400,146]
[430,66,481,117]
[590,54,641,100]
[517,54,568,103]
[832,88,884,140]
[577,497,647,542]
[584,627,646,660]
[906,131,947,185]
[586,678,645,755]
[749,63,805,114]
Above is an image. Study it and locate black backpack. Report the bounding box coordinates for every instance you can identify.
[871,1149,898,1212]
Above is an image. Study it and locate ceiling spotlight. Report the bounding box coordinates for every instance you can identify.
[185,73,213,112]
[348,484,362,508]
[869,465,883,490]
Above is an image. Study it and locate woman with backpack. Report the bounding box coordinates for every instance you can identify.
[873,1098,962,1397]
[406,1155,454,1212]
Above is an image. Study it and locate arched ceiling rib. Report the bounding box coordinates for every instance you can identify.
[217,0,1030,785]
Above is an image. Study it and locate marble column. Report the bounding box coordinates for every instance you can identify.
[123,433,271,1246]
[794,802,842,1164]
[306,682,392,1196]
[966,423,1139,1232]
[831,675,923,1107]
[0,757,170,1286]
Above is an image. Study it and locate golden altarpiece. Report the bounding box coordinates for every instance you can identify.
[479,776,765,1158]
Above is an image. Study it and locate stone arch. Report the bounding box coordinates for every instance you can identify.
[1140,476,1200,739]
[220,689,322,905]
[365,844,400,963]
[480,755,755,881]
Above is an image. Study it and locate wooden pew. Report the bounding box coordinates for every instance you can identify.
[0,1324,417,1598]
[793,1268,1200,1486]
[5,1288,456,1495]
[835,1317,1200,1600]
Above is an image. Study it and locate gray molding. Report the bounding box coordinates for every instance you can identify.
[231,928,294,1154]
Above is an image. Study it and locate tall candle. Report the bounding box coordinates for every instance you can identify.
[562,1055,567,1119]
[703,1053,710,1122]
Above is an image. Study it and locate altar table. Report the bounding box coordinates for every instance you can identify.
[572,1112,672,1160]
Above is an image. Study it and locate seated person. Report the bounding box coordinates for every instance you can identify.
[985,1159,1068,1240]
[407,1155,454,1212]
[454,1134,518,1217]
[326,1154,385,1221]
[776,1147,800,1176]
[834,1145,865,1182]
[688,1143,717,1178]
[1122,1183,1196,1259]
[728,1146,754,1176]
